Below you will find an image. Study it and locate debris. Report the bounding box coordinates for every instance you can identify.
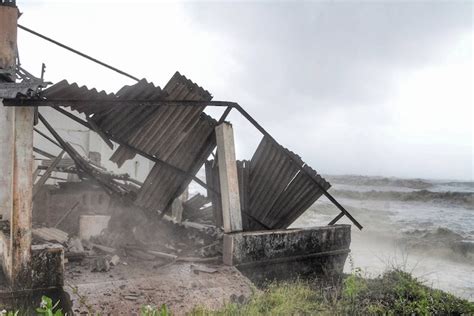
[198,241,221,257]
[146,250,178,261]
[90,243,116,254]
[66,237,86,262]
[123,296,138,301]
[177,256,220,263]
[65,251,86,262]
[190,264,218,274]
[92,257,110,272]
[68,236,85,253]
[33,227,69,244]
[126,249,156,261]
[109,255,120,266]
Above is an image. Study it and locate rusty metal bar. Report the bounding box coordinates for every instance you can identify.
[328,212,345,226]
[86,116,114,149]
[18,24,140,82]
[3,99,235,107]
[33,146,55,159]
[52,106,219,195]
[218,106,233,123]
[36,165,143,187]
[54,201,79,228]
[34,127,61,148]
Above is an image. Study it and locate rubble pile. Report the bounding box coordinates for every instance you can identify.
[32,189,223,275]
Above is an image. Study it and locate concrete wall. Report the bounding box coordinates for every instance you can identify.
[224,225,351,283]
[33,182,111,235]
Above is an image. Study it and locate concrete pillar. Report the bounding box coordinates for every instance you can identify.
[0,3,18,221]
[0,100,14,221]
[215,122,242,233]
[10,107,34,287]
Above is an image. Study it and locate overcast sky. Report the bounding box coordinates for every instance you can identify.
[18,0,473,180]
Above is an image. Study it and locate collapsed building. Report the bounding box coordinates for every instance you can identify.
[0,1,362,312]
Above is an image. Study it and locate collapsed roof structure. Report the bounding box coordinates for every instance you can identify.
[5,70,362,231]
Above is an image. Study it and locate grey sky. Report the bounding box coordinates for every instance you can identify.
[19,0,473,180]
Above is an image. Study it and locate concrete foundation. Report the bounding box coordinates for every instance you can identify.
[0,226,64,290]
[223,225,351,282]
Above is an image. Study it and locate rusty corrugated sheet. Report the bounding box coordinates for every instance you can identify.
[247,137,330,229]
[41,79,115,115]
[135,113,217,211]
[93,79,163,141]
[41,72,212,169]
[41,72,216,214]
[110,72,212,166]
[206,136,330,230]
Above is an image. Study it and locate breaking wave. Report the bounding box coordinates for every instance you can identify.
[331,189,474,208]
[326,175,433,189]
[402,227,474,261]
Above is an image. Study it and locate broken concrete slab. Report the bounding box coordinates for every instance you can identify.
[33,227,69,244]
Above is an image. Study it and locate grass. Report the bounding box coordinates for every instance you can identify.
[189,269,474,315]
[2,269,473,315]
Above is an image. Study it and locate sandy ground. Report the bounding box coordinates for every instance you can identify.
[64,257,254,315]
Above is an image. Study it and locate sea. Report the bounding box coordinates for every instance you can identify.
[292,175,474,301]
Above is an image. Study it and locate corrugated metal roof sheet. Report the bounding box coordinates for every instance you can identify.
[41,72,215,214]
[206,136,330,230]
[135,113,217,211]
[109,72,212,166]
[41,72,212,167]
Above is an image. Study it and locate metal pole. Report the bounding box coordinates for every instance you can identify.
[17,24,141,82]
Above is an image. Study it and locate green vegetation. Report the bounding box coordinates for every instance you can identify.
[190,269,474,315]
[141,304,171,316]
[36,296,63,316]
